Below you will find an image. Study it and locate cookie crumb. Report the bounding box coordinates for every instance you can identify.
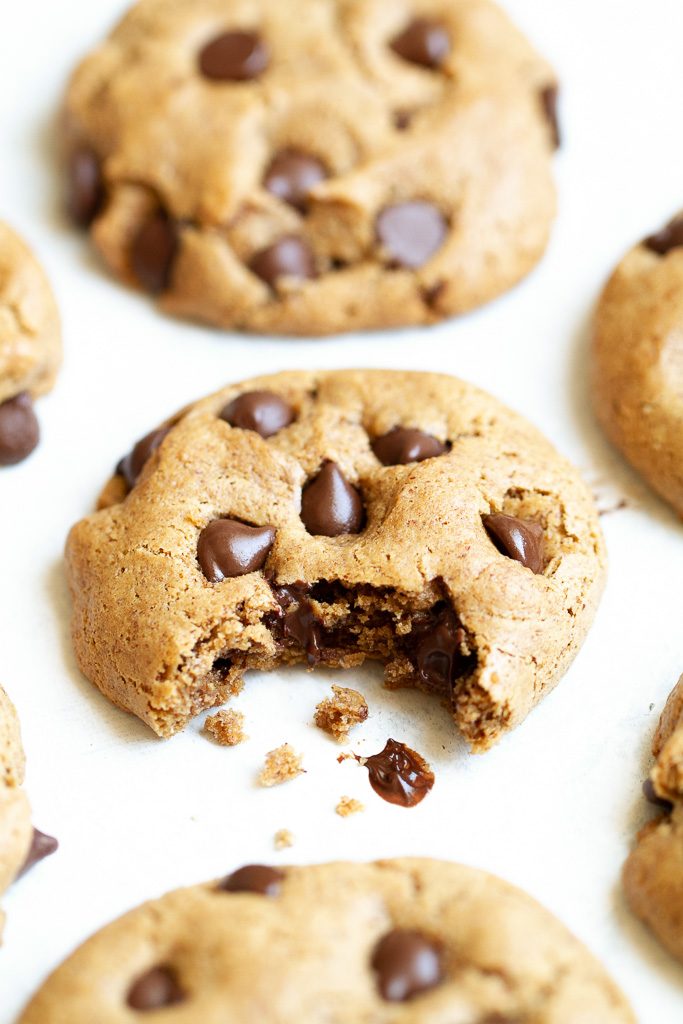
[203,709,246,746]
[336,796,364,818]
[314,685,368,742]
[258,744,305,787]
[274,828,294,850]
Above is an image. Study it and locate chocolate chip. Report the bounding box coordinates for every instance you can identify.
[376,202,447,269]
[414,606,467,694]
[362,739,434,808]
[300,461,364,537]
[540,85,561,150]
[644,216,683,256]
[372,427,447,466]
[67,147,104,227]
[131,211,178,294]
[127,966,185,1010]
[219,864,284,895]
[198,519,275,582]
[220,390,295,437]
[17,828,58,879]
[483,513,544,574]
[0,393,40,466]
[271,583,322,664]
[199,30,269,81]
[264,150,327,211]
[642,778,674,812]
[390,19,451,69]
[372,928,443,1001]
[116,426,171,490]
[250,236,316,287]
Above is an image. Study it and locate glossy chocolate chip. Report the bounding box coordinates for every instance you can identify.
[17,828,58,879]
[198,519,275,582]
[376,202,447,269]
[414,607,465,693]
[483,513,544,574]
[642,778,674,812]
[0,393,40,466]
[390,19,450,69]
[540,85,561,150]
[127,966,185,1010]
[372,928,443,1001]
[363,739,434,808]
[67,147,104,227]
[131,211,178,294]
[199,30,269,81]
[264,150,327,211]
[644,216,683,256]
[372,427,447,466]
[219,864,284,895]
[116,426,171,490]
[250,236,316,286]
[300,461,364,537]
[220,390,295,437]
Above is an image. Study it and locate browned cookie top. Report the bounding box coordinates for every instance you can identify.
[63,0,558,335]
[66,369,605,751]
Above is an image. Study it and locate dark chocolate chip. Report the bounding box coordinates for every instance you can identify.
[264,150,327,211]
[644,216,683,256]
[483,513,544,574]
[198,519,275,582]
[271,583,322,664]
[642,778,674,812]
[250,236,316,287]
[393,110,413,131]
[540,85,561,150]
[116,426,171,490]
[67,147,104,227]
[372,427,447,466]
[300,461,364,537]
[220,390,295,437]
[199,30,269,81]
[372,928,443,1001]
[17,828,58,879]
[376,202,447,269]
[0,393,40,466]
[127,966,185,1010]
[219,864,284,895]
[390,19,451,69]
[362,739,434,808]
[131,211,178,294]
[414,606,466,694]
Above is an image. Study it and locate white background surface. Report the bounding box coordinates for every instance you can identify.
[1,0,683,1018]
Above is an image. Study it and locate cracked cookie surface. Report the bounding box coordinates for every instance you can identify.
[63,0,558,335]
[623,673,683,964]
[592,213,683,517]
[66,369,605,751]
[19,858,633,1022]
[0,687,34,941]
[0,222,61,465]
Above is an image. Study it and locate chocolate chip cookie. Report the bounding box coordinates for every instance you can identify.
[0,222,61,466]
[18,858,633,1021]
[592,213,683,517]
[623,674,683,965]
[66,370,605,752]
[0,686,57,941]
[63,0,558,335]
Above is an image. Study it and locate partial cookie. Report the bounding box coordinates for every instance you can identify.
[19,858,633,1021]
[65,370,605,752]
[63,0,558,335]
[0,221,61,466]
[0,686,56,941]
[592,213,683,516]
[623,673,683,964]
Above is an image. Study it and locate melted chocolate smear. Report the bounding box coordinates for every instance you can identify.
[407,603,475,696]
[358,738,434,807]
[270,583,323,665]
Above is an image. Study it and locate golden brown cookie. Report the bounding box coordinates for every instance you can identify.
[65,369,605,752]
[63,0,558,335]
[18,859,634,1022]
[592,212,683,517]
[623,673,683,964]
[0,222,61,466]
